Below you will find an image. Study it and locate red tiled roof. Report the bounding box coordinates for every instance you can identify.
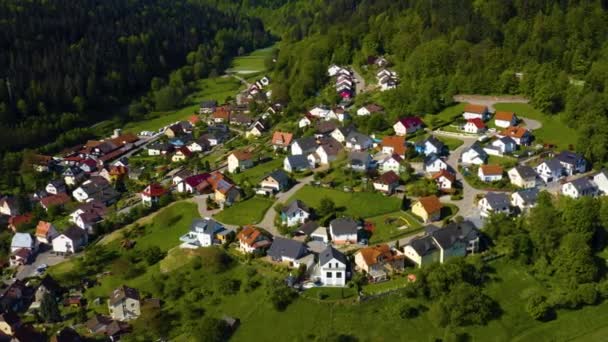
[479,164,503,176]
[358,244,403,266]
[397,116,424,129]
[40,193,70,208]
[35,221,54,237]
[142,183,166,197]
[376,170,400,185]
[272,132,293,147]
[432,169,456,182]
[495,111,515,121]
[464,104,488,114]
[381,136,407,156]
[501,126,529,138]
[8,214,33,229]
[466,118,485,129]
[231,149,253,161]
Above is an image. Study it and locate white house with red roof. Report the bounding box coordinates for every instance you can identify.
[177,174,212,194]
[141,184,166,206]
[393,117,424,136]
[463,118,486,134]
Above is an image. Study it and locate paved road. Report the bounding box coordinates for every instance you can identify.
[521,117,542,131]
[351,68,367,95]
[16,248,72,280]
[453,94,528,111]
[256,175,315,235]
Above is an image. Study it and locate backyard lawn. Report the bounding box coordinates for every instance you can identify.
[366,211,424,244]
[213,196,274,225]
[494,103,577,149]
[230,158,283,186]
[287,186,401,218]
[488,154,518,169]
[226,45,275,74]
[426,103,466,128]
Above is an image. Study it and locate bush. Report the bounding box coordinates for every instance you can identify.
[143,246,167,265]
[526,294,553,321]
[399,303,419,319]
[577,283,599,305]
[218,278,241,295]
[267,279,296,311]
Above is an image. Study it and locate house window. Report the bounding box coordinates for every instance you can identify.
[336,272,342,278]
[326,272,332,278]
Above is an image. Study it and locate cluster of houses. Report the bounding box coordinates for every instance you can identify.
[327,65,355,101]
[366,56,398,91]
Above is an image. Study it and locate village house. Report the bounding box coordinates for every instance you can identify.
[373,171,400,194]
[11,233,37,254]
[227,150,254,173]
[45,180,66,195]
[294,221,320,238]
[460,143,488,165]
[354,244,405,283]
[0,312,21,336]
[271,131,294,151]
[561,177,597,199]
[171,146,193,162]
[329,218,359,244]
[478,164,504,182]
[39,193,71,211]
[187,136,211,153]
[479,192,511,217]
[316,246,348,287]
[494,111,518,128]
[556,150,587,175]
[345,131,373,151]
[172,169,193,186]
[72,177,119,204]
[236,226,271,254]
[593,170,608,195]
[511,188,539,213]
[259,170,290,193]
[309,138,343,166]
[108,286,141,321]
[179,218,230,248]
[315,121,338,137]
[498,126,532,145]
[31,154,54,173]
[212,106,231,123]
[432,169,456,191]
[379,153,404,174]
[424,153,449,173]
[284,155,311,173]
[412,196,443,223]
[490,136,517,154]
[0,197,19,216]
[86,314,129,340]
[381,136,407,158]
[298,115,313,128]
[70,200,107,233]
[463,118,486,134]
[462,104,489,121]
[535,158,564,183]
[356,104,384,116]
[403,222,480,267]
[63,166,86,186]
[141,183,166,206]
[393,117,424,136]
[35,221,58,244]
[291,136,318,156]
[508,165,538,188]
[52,226,88,255]
[176,173,211,194]
[415,136,445,156]
[330,126,354,143]
[79,158,98,173]
[8,214,32,232]
[348,151,373,172]
[210,173,242,205]
[281,200,311,227]
[199,100,217,114]
[267,237,309,266]
[147,141,174,156]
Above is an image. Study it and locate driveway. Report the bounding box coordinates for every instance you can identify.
[453,94,528,111]
[351,67,368,95]
[16,248,71,280]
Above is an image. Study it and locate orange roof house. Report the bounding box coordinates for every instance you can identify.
[479,164,503,176]
[463,104,488,114]
[236,226,271,253]
[412,195,443,223]
[35,221,58,244]
[381,136,407,157]
[494,111,515,122]
[271,132,294,149]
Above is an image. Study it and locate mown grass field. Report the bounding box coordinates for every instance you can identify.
[366,211,424,244]
[494,102,577,149]
[230,158,283,186]
[226,45,275,74]
[213,196,274,226]
[287,185,402,218]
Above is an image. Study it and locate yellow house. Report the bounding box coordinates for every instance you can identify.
[412,195,442,223]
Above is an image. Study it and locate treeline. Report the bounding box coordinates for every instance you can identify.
[267,0,608,164]
[0,0,271,151]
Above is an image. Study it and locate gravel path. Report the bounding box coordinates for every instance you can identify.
[453,94,528,111]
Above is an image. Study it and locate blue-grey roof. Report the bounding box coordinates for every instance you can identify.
[11,233,33,249]
[330,217,358,235]
[190,218,224,235]
[319,246,347,267]
[569,177,596,192]
[467,143,487,157]
[556,151,584,165]
[267,237,307,260]
[431,221,479,249]
[484,192,510,209]
[514,188,539,204]
[346,131,372,146]
[425,136,445,150]
[294,136,318,152]
[512,165,537,179]
[408,235,437,256]
[348,151,371,165]
[265,170,289,184]
[542,158,563,172]
[286,155,309,169]
[498,136,516,145]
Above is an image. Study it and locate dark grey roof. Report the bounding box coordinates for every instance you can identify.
[484,192,510,209]
[467,143,487,157]
[281,200,309,216]
[286,155,309,169]
[348,151,371,165]
[297,221,319,236]
[569,177,596,192]
[424,153,443,165]
[431,221,479,249]
[498,136,516,145]
[346,131,372,146]
[148,141,173,151]
[556,151,584,165]
[319,246,347,266]
[294,136,318,152]
[267,237,307,260]
[514,188,539,204]
[190,218,224,235]
[265,170,289,184]
[513,165,537,179]
[63,226,86,241]
[425,136,445,150]
[408,235,437,256]
[542,158,563,172]
[200,100,217,108]
[334,126,354,137]
[330,218,358,235]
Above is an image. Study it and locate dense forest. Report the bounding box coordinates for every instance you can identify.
[0,0,272,151]
[267,0,608,164]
